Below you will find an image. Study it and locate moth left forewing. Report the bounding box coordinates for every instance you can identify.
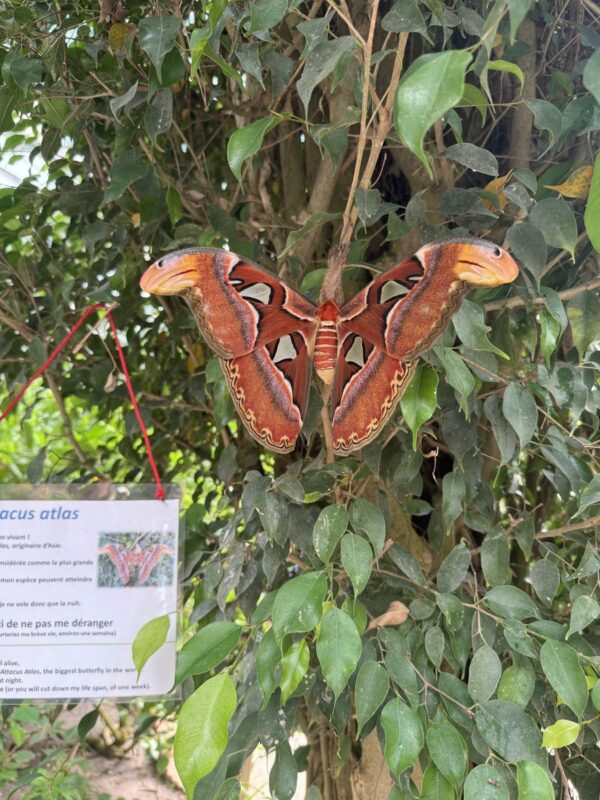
[220,330,313,454]
[331,331,416,456]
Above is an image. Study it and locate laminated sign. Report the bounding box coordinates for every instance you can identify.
[0,485,180,701]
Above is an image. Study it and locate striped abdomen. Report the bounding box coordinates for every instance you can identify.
[314,300,340,384]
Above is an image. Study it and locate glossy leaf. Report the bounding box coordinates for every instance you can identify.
[502,383,537,450]
[280,639,309,703]
[567,594,600,638]
[175,621,241,684]
[272,572,327,642]
[355,661,389,736]
[316,608,361,697]
[475,701,543,764]
[393,50,472,177]
[437,543,471,593]
[132,614,170,679]
[516,761,554,800]
[542,719,580,749]
[584,154,600,252]
[540,640,588,719]
[297,37,357,114]
[313,504,348,563]
[227,116,280,182]
[380,698,424,778]
[468,645,502,703]
[340,533,372,596]
[400,364,438,450]
[174,673,236,799]
[530,197,578,259]
[138,16,181,82]
[464,764,509,800]
[350,498,386,556]
[426,719,468,789]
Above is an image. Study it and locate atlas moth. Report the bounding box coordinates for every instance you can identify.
[140,238,518,456]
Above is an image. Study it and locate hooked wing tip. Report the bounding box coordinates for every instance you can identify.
[140,251,200,295]
[419,236,519,287]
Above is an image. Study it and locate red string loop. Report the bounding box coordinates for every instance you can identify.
[0,304,166,501]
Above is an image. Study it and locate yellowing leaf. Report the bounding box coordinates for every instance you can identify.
[482,171,512,212]
[108,22,136,51]
[542,719,580,749]
[187,343,205,372]
[131,212,141,228]
[545,165,593,199]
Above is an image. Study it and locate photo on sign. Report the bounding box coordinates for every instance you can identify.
[97,531,175,588]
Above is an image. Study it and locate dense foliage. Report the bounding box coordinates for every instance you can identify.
[1,0,600,798]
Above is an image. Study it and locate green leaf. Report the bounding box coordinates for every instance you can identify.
[434,346,475,415]
[567,292,600,358]
[167,185,183,225]
[227,116,280,183]
[525,99,562,155]
[144,88,173,147]
[475,701,543,765]
[420,765,454,800]
[437,543,471,593]
[139,16,181,82]
[104,149,150,203]
[388,545,427,587]
[173,673,236,799]
[132,615,170,679]
[540,640,588,719]
[340,533,372,596]
[488,58,525,88]
[280,639,309,703]
[110,81,139,119]
[484,395,517,465]
[442,470,465,531]
[502,383,537,449]
[529,197,577,259]
[350,498,386,556]
[516,761,554,800]
[257,628,280,705]
[453,299,508,357]
[468,645,502,703]
[426,719,468,789]
[400,363,438,449]
[584,154,600,252]
[497,659,535,709]
[582,48,600,104]
[481,532,511,587]
[530,559,560,606]
[355,661,390,736]
[393,50,472,177]
[507,222,547,286]
[424,626,445,669]
[4,56,42,91]
[485,586,540,620]
[382,0,430,39]
[461,83,488,124]
[380,698,424,778]
[542,719,580,749]
[464,764,509,800]
[506,0,530,43]
[297,37,357,114]
[316,608,361,698]
[567,594,600,638]
[175,621,241,684]
[0,87,16,133]
[272,571,327,642]
[77,708,100,746]
[269,741,298,800]
[442,143,498,176]
[313,505,348,564]
[281,211,341,258]
[577,474,600,515]
[248,0,288,33]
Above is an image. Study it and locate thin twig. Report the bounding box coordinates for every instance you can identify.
[484,275,600,312]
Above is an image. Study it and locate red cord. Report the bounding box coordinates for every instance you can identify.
[0,304,166,501]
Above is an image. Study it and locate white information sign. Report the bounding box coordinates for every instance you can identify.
[0,487,180,700]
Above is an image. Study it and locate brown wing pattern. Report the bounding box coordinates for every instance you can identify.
[330,332,416,456]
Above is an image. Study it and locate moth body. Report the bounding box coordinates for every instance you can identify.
[313,299,341,385]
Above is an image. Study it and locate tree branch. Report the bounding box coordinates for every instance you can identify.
[484,275,600,312]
